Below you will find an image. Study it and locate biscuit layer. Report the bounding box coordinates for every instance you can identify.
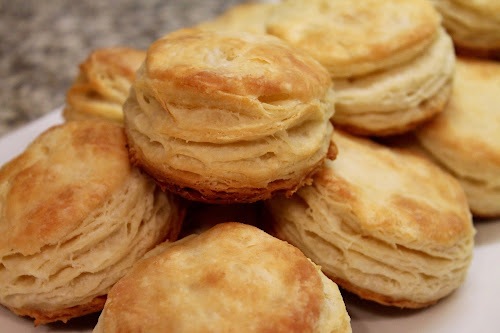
[0,121,184,324]
[431,0,500,56]
[415,57,500,217]
[267,130,475,307]
[124,29,335,203]
[63,47,145,123]
[332,28,455,136]
[94,223,351,333]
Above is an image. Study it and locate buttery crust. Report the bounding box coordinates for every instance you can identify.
[124,28,336,203]
[0,120,184,324]
[9,295,107,326]
[431,0,500,58]
[93,223,352,333]
[415,57,500,217]
[196,2,276,34]
[266,0,441,78]
[63,47,146,123]
[266,130,475,308]
[131,140,337,204]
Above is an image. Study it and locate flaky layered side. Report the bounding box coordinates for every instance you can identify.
[332,28,455,136]
[415,58,500,217]
[431,0,500,57]
[0,121,184,325]
[265,0,453,136]
[267,130,475,308]
[93,223,351,333]
[124,29,336,203]
[63,47,146,123]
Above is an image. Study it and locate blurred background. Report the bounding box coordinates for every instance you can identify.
[0,0,248,136]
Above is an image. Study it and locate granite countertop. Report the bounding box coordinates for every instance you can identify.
[0,0,248,137]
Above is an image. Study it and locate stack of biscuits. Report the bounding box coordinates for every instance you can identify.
[1,0,498,331]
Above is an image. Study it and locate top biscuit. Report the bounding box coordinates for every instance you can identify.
[124,29,335,203]
[267,0,441,78]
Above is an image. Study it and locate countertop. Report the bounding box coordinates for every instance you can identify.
[0,0,248,137]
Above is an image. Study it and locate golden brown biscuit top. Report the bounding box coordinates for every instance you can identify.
[0,120,131,256]
[100,223,324,333]
[316,131,473,250]
[144,28,331,102]
[266,0,440,78]
[416,57,500,177]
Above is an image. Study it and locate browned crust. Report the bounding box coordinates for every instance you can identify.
[9,295,107,326]
[454,44,500,61]
[469,209,500,220]
[335,82,452,137]
[138,152,327,204]
[328,276,438,309]
[128,139,337,205]
[163,193,189,241]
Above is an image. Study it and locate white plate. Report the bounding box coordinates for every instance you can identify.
[0,109,499,333]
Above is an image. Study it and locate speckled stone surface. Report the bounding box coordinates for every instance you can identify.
[0,0,249,137]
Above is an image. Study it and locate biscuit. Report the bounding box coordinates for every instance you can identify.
[267,0,441,79]
[415,57,500,217]
[431,0,500,58]
[0,120,184,325]
[124,28,336,204]
[196,2,276,34]
[333,28,455,136]
[266,130,475,308]
[266,0,454,136]
[93,222,352,333]
[63,47,146,123]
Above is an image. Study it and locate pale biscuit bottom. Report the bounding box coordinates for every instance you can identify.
[268,192,474,308]
[415,143,500,218]
[332,29,455,136]
[431,0,500,56]
[126,88,336,203]
[334,83,451,137]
